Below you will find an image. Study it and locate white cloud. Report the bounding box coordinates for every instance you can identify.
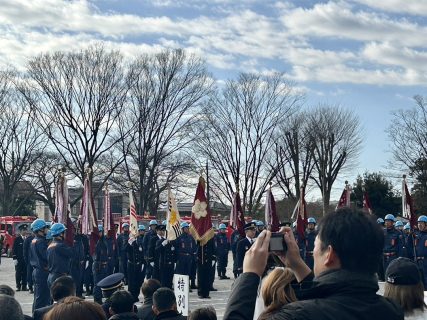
[353,0,427,17]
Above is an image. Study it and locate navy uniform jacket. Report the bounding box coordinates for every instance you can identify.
[143,229,156,259]
[236,238,253,271]
[408,230,427,259]
[304,230,317,253]
[197,238,216,265]
[23,234,34,264]
[30,235,48,270]
[116,232,129,259]
[106,236,118,268]
[127,235,145,265]
[93,236,109,264]
[12,235,25,261]
[383,227,401,255]
[175,233,197,256]
[215,233,230,256]
[72,234,86,266]
[47,240,73,274]
[231,230,241,256]
[156,238,176,266]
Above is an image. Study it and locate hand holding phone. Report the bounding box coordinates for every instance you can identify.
[269,232,287,253]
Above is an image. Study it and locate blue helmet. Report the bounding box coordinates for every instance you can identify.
[122,223,129,228]
[395,221,404,227]
[31,219,47,232]
[377,218,384,224]
[307,217,316,224]
[50,223,67,236]
[46,230,53,240]
[404,223,411,230]
[162,220,167,226]
[256,221,265,227]
[418,215,427,223]
[384,214,395,221]
[98,225,104,232]
[180,222,190,228]
[138,225,146,231]
[149,220,158,226]
[219,223,226,230]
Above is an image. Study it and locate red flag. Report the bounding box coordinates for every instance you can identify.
[129,189,138,238]
[265,186,280,232]
[230,190,245,238]
[402,177,417,229]
[103,184,115,239]
[80,171,99,255]
[296,186,307,240]
[189,176,214,245]
[336,181,351,209]
[53,171,74,246]
[362,192,373,214]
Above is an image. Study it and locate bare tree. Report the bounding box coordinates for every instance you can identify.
[307,104,362,215]
[18,45,129,204]
[274,111,315,200]
[193,73,301,214]
[0,70,46,216]
[114,49,212,214]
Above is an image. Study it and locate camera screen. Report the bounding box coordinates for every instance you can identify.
[269,235,284,251]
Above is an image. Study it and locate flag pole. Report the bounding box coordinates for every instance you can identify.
[404,174,418,262]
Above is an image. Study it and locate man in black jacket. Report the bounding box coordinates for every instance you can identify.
[12,224,28,291]
[152,288,185,320]
[224,208,404,320]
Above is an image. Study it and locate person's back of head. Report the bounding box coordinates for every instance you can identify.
[189,306,217,320]
[317,208,384,274]
[51,276,76,302]
[0,285,15,297]
[259,267,297,319]
[384,257,426,314]
[152,288,177,315]
[141,279,161,299]
[109,290,134,315]
[44,296,106,320]
[0,294,23,320]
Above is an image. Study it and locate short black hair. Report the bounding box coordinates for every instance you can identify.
[141,279,161,298]
[189,306,217,320]
[0,285,15,297]
[153,288,176,312]
[51,276,76,301]
[317,208,384,274]
[110,290,134,314]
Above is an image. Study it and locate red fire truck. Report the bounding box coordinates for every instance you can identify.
[0,216,36,257]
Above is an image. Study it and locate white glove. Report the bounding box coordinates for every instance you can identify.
[141,264,145,272]
[150,262,154,267]
[162,240,168,246]
[211,260,215,267]
[85,261,89,269]
[13,260,18,266]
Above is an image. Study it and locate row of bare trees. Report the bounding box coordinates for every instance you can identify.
[0,46,361,217]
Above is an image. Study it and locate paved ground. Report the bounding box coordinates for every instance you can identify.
[0,255,234,319]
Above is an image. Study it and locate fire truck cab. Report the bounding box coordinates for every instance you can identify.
[0,216,36,257]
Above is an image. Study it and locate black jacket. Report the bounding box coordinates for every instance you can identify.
[109,312,139,320]
[137,297,155,320]
[154,310,185,320]
[224,269,404,320]
[33,304,54,320]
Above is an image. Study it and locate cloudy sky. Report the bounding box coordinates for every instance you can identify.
[1,0,426,196]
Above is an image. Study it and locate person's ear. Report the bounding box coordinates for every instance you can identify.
[152,305,160,315]
[109,307,115,316]
[324,245,341,268]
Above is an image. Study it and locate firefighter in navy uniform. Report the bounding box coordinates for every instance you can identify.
[156,225,176,289]
[47,223,73,290]
[407,215,427,288]
[230,227,241,278]
[97,272,125,319]
[175,222,197,278]
[71,226,86,298]
[23,227,34,293]
[148,222,165,281]
[29,219,50,311]
[236,222,257,277]
[92,225,109,304]
[116,223,130,283]
[105,230,118,275]
[143,220,158,279]
[12,224,28,291]
[127,225,146,302]
[82,233,93,296]
[197,237,216,299]
[215,223,230,279]
[383,214,401,274]
[304,217,317,270]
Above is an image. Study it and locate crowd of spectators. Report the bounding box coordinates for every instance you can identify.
[1,208,426,320]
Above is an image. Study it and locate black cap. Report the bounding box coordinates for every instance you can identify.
[156,225,166,231]
[97,273,124,292]
[244,222,256,230]
[386,257,421,285]
[18,224,28,231]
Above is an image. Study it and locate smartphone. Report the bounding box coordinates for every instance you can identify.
[269,232,287,252]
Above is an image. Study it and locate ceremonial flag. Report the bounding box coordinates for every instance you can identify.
[166,187,182,241]
[362,191,373,214]
[103,183,115,239]
[80,170,99,255]
[230,190,245,238]
[189,176,214,245]
[402,176,417,229]
[336,181,351,209]
[129,188,138,239]
[265,185,279,232]
[296,185,307,240]
[53,170,74,246]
